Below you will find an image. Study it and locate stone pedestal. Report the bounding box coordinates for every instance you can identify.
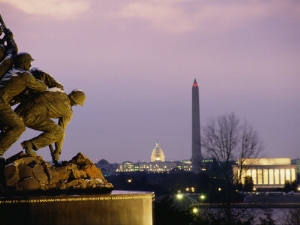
[0,190,154,225]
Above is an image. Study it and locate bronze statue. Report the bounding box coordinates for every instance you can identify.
[0,15,112,196]
[11,67,64,105]
[0,14,86,164]
[0,15,18,79]
[0,52,47,157]
[30,68,64,90]
[15,89,86,162]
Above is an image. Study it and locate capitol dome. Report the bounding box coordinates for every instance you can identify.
[151,141,165,162]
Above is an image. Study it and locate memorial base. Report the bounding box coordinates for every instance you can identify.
[0,190,154,225]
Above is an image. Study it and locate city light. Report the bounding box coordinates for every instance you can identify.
[192,207,198,214]
[176,193,184,200]
[200,194,205,200]
[185,187,195,193]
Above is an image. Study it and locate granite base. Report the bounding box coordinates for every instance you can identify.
[0,190,154,225]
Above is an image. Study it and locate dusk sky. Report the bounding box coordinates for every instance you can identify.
[1,1,299,163]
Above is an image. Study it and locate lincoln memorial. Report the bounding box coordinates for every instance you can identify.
[233,158,297,189]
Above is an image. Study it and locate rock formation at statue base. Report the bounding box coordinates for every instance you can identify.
[0,152,113,196]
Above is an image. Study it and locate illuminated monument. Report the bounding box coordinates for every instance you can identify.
[191,79,202,172]
[151,141,165,162]
[117,141,193,172]
[233,158,297,190]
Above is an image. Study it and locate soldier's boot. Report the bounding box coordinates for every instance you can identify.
[21,141,37,157]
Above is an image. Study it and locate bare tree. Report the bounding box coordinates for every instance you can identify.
[236,119,265,185]
[201,112,264,223]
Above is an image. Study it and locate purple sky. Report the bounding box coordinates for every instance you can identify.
[1,1,300,163]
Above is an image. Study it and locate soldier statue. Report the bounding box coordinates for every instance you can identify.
[15,89,86,162]
[0,15,85,164]
[0,52,47,157]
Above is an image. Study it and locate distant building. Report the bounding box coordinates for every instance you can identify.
[151,141,165,162]
[233,158,297,190]
[115,142,193,173]
[177,160,193,172]
[116,160,192,173]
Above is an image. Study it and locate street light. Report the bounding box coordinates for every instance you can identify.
[192,207,198,214]
[200,194,206,200]
[185,187,195,193]
[176,193,184,200]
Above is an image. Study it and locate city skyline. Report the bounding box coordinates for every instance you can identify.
[1,1,299,163]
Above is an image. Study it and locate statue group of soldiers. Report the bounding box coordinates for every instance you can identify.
[0,16,86,163]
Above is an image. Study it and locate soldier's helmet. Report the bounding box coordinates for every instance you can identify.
[14,52,34,67]
[69,89,86,106]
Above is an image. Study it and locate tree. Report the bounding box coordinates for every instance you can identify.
[291,180,298,191]
[155,196,194,225]
[235,119,264,187]
[243,176,254,192]
[283,180,298,193]
[201,112,264,223]
[284,180,293,193]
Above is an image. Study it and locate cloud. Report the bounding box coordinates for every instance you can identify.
[116,1,195,33]
[1,0,90,19]
[115,1,300,33]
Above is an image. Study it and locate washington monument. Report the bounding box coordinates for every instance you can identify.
[191,79,202,172]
